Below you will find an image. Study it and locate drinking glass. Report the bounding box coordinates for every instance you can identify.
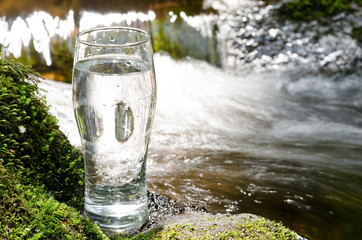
[72,27,157,232]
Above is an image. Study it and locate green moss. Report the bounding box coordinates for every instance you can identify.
[151,17,220,67]
[352,26,362,42]
[49,38,75,83]
[0,165,106,239]
[15,38,75,83]
[234,216,298,240]
[17,43,47,72]
[151,19,187,59]
[277,0,358,22]
[0,56,106,239]
[0,57,84,209]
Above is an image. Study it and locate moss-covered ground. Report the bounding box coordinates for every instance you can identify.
[0,56,107,239]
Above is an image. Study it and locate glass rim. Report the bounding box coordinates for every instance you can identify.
[76,26,150,47]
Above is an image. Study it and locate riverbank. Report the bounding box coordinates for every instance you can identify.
[0,57,304,239]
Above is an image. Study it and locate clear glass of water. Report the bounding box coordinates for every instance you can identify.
[72,27,157,233]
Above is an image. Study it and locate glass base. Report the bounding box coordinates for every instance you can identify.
[85,202,148,233]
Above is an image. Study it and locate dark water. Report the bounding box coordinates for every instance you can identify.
[2,0,362,239]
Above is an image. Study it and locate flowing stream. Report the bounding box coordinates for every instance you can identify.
[2,0,362,239]
[39,53,362,239]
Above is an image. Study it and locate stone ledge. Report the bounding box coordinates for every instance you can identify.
[129,211,306,239]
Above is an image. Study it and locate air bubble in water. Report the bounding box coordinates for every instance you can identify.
[108,36,115,43]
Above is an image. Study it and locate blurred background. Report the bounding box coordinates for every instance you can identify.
[1,0,362,239]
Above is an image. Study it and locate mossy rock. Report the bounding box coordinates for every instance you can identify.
[0,165,106,239]
[0,57,84,209]
[0,56,104,239]
[352,26,362,42]
[277,0,361,22]
[0,57,302,239]
[129,212,303,240]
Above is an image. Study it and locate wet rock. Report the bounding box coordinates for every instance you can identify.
[214,1,362,74]
[137,211,306,239]
[105,191,304,239]
[143,191,206,230]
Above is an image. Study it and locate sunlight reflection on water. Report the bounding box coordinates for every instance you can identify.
[0,10,156,65]
[0,10,74,65]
